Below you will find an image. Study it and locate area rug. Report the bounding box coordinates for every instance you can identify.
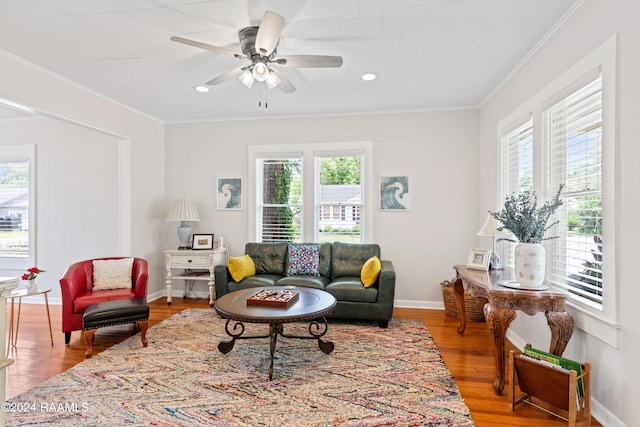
[6,309,474,426]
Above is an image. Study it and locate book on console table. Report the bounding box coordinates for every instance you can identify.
[246,289,299,308]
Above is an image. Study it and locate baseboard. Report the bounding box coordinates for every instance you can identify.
[393,299,444,310]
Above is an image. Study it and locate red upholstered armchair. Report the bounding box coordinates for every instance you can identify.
[59,257,148,344]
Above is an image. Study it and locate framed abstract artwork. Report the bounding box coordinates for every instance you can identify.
[217,177,243,210]
[379,176,410,211]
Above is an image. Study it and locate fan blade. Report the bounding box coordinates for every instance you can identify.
[255,11,285,57]
[273,55,343,68]
[205,66,247,86]
[170,36,246,60]
[270,68,296,94]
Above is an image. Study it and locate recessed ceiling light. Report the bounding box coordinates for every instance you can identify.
[193,85,210,93]
[361,73,377,81]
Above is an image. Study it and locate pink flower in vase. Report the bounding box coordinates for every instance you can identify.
[22,266,45,281]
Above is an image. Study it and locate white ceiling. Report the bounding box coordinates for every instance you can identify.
[0,0,580,123]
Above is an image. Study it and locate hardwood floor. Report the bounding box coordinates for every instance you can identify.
[5,299,601,426]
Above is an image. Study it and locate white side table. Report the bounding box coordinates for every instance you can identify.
[6,287,54,353]
[165,246,228,306]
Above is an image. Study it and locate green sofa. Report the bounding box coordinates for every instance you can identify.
[214,242,396,327]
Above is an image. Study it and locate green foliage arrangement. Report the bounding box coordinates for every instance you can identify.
[489,184,564,244]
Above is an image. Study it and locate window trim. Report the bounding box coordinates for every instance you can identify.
[248,141,374,243]
[0,144,36,270]
[496,35,618,347]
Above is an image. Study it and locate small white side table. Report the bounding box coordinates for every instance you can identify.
[6,287,54,353]
[165,247,228,306]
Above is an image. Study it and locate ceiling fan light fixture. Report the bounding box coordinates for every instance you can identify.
[193,85,209,93]
[266,71,281,90]
[239,69,255,88]
[252,62,269,81]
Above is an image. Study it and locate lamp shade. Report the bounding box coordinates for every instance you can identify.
[477,214,500,236]
[167,198,200,222]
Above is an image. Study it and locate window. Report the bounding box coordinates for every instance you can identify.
[500,117,533,266]
[495,36,617,346]
[249,142,373,244]
[256,157,302,242]
[0,145,35,268]
[315,155,363,243]
[545,74,603,305]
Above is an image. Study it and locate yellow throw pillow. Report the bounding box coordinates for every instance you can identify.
[361,256,381,288]
[228,254,256,282]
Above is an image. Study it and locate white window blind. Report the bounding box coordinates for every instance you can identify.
[0,159,30,259]
[500,118,533,267]
[256,157,302,242]
[544,75,603,305]
[315,155,363,243]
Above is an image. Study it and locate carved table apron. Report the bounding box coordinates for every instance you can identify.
[452,265,574,395]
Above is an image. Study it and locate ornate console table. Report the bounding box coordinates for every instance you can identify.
[452,265,574,395]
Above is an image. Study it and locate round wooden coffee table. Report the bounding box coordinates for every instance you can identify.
[215,286,337,380]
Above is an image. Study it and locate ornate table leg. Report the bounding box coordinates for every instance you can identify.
[484,304,517,395]
[218,319,245,354]
[545,311,575,356]
[452,276,467,336]
[268,324,282,380]
[310,318,334,354]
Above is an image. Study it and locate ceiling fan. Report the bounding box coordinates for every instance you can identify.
[171,11,343,94]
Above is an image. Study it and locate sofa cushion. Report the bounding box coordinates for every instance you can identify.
[326,278,379,303]
[92,258,134,290]
[228,254,256,282]
[331,242,381,279]
[286,243,320,276]
[317,243,332,278]
[361,256,382,288]
[276,275,330,290]
[228,275,281,293]
[246,243,288,275]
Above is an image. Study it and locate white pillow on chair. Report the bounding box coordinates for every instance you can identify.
[92,258,134,290]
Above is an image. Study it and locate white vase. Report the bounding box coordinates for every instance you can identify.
[514,243,546,288]
[25,279,38,293]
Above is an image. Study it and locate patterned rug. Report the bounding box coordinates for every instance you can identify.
[6,309,474,426]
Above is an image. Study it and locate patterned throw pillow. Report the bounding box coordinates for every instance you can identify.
[286,244,320,276]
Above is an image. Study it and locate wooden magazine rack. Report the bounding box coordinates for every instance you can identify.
[508,345,591,426]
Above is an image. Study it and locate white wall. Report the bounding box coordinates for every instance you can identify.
[0,118,121,288]
[0,50,167,303]
[165,111,479,305]
[477,1,640,425]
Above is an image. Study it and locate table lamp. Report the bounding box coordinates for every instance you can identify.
[477,214,502,269]
[167,197,200,249]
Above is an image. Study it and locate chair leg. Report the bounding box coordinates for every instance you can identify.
[139,321,149,348]
[65,331,71,344]
[84,329,96,358]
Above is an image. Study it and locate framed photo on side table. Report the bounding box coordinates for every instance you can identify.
[466,248,491,271]
[192,234,214,250]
